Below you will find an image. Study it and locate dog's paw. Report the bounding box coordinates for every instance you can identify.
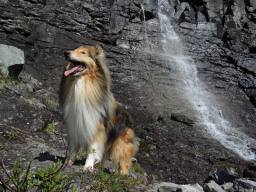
[82,166,94,173]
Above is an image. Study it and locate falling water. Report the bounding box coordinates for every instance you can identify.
[141,3,150,50]
[157,1,256,160]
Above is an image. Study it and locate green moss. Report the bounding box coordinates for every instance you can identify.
[46,98,59,108]
[4,76,21,84]
[7,129,20,139]
[91,19,98,24]
[132,163,145,174]
[45,122,55,134]
[91,170,140,192]
[27,16,33,24]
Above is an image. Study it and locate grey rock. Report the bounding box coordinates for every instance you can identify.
[232,179,256,192]
[221,182,233,191]
[197,22,218,36]
[174,2,193,21]
[249,162,256,171]
[0,44,24,77]
[197,11,207,22]
[244,21,256,34]
[223,15,238,29]
[171,113,194,125]
[230,0,247,28]
[19,83,35,93]
[204,180,225,192]
[205,0,223,22]
[237,56,256,76]
[245,0,256,9]
[0,87,51,132]
[30,117,46,132]
[150,182,203,192]
[209,169,237,185]
[244,169,256,179]
[180,22,197,30]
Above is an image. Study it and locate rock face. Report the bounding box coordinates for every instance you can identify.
[0,0,256,187]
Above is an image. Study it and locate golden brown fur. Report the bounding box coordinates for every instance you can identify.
[59,45,138,175]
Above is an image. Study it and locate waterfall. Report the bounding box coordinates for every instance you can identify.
[141,3,150,50]
[156,1,256,160]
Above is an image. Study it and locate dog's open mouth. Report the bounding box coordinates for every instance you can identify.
[64,61,86,76]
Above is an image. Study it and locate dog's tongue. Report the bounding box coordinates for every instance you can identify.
[64,65,84,76]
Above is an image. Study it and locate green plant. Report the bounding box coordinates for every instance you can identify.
[27,17,33,24]
[0,157,35,191]
[4,76,20,84]
[46,98,59,108]
[33,160,76,191]
[0,156,76,191]
[132,163,145,174]
[45,122,55,134]
[90,170,140,192]
[46,98,58,108]
[7,130,20,139]
[91,19,98,24]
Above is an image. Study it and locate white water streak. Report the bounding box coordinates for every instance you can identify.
[141,3,150,50]
[157,2,256,160]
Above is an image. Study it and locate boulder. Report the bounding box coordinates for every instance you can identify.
[171,113,194,125]
[244,162,256,179]
[204,0,223,22]
[244,169,256,179]
[232,179,256,192]
[249,162,256,171]
[245,0,256,9]
[203,180,225,192]
[209,170,237,185]
[0,44,24,78]
[150,182,203,192]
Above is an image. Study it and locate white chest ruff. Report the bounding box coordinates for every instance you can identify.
[63,78,105,147]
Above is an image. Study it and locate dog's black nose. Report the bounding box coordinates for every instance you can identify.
[64,51,70,59]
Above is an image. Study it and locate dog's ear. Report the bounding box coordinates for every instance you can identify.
[95,44,103,49]
[95,44,103,54]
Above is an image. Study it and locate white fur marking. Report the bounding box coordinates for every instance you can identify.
[84,142,103,171]
[63,78,106,156]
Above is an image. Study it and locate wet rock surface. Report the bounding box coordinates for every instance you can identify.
[0,0,256,190]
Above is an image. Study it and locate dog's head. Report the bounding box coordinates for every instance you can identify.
[63,44,104,77]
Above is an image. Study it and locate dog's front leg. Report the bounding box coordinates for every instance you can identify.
[83,122,106,172]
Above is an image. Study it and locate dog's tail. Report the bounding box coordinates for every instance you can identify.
[110,128,139,175]
[107,103,139,175]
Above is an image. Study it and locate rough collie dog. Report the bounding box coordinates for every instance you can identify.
[59,44,139,175]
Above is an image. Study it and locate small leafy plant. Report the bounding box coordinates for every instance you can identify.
[4,76,21,84]
[46,98,59,108]
[32,160,76,191]
[7,130,20,139]
[132,162,145,174]
[45,122,55,134]
[0,156,76,191]
[90,170,140,192]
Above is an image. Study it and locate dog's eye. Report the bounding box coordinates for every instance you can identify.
[81,51,86,54]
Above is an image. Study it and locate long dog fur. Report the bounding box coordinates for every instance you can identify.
[59,44,138,174]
